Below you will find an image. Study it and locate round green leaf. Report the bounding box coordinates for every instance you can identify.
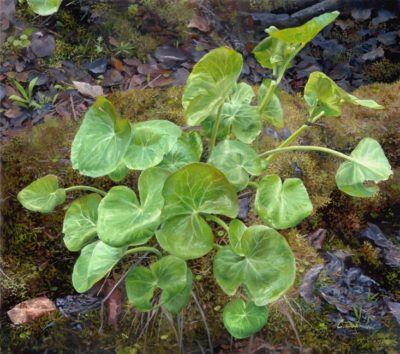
[158,132,203,172]
[161,269,192,314]
[335,138,393,197]
[71,97,131,177]
[98,168,169,247]
[108,163,129,182]
[17,174,65,213]
[255,175,313,229]
[72,241,126,293]
[123,120,181,170]
[161,163,239,221]
[208,140,265,191]
[223,299,268,339]
[63,193,101,251]
[304,72,383,117]
[156,214,214,260]
[201,83,261,144]
[27,0,62,16]
[182,47,243,125]
[126,255,188,312]
[259,79,283,128]
[213,225,296,306]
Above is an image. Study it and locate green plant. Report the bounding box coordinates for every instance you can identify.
[5,33,31,51]
[9,77,43,110]
[18,12,393,340]
[27,0,62,16]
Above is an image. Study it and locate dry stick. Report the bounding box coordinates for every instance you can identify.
[69,95,77,121]
[99,252,149,333]
[192,290,213,354]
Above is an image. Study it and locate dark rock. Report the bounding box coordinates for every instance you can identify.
[307,229,327,250]
[282,127,291,140]
[372,9,397,26]
[9,110,30,128]
[300,265,323,303]
[387,301,400,325]
[377,31,398,46]
[28,72,49,86]
[103,69,123,87]
[351,8,371,21]
[88,58,108,76]
[56,294,101,318]
[154,46,188,66]
[330,64,351,81]
[362,46,384,61]
[291,162,303,178]
[0,85,5,101]
[31,32,56,58]
[264,127,280,141]
[238,196,250,220]
[172,68,189,86]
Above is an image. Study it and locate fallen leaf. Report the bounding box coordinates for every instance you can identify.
[7,297,56,325]
[112,57,125,72]
[188,15,211,33]
[73,81,104,98]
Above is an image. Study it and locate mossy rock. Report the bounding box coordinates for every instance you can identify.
[1,84,399,352]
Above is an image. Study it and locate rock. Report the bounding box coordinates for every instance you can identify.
[154,46,188,64]
[377,31,398,46]
[362,46,384,62]
[300,265,323,303]
[55,294,101,317]
[0,84,5,101]
[73,81,104,98]
[188,15,211,33]
[28,72,49,86]
[103,69,123,87]
[148,76,175,88]
[123,58,141,67]
[238,196,250,220]
[387,301,400,325]
[137,63,160,76]
[264,127,280,141]
[7,297,56,324]
[351,8,371,21]
[4,107,23,119]
[31,31,56,58]
[88,58,108,76]
[172,68,189,86]
[282,127,291,140]
[372,9,397,26]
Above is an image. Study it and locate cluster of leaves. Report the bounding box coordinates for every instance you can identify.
[18,12,393,339]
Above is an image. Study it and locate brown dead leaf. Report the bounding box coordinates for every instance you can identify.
[73,81,104,98]
[188,15,211,33]
[112,57,125,72]
[8,297,56,325]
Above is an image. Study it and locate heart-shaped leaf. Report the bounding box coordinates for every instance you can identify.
[72,241,126,293]
[63,193,101,251]
[156,163,238,259]
[123,120,181,170]
[228,219,247,256]
[259,79,283,128]
[18,175,65,213]
[71,97,131,177]
[335,138,392,197]
[98,167,169,247]
[201,83,261,143]
[161,269,193,314]
[182,47,243,125]
[213,225,296,306]
[255,175,313,229]
[158,132,203,172]
[126,255,188,311]
[108,163,129,182]
[27,0,62,16]
[304,72,383,117]
[269,12,339,45]
[223,299,268,339]
[208,140,265,191]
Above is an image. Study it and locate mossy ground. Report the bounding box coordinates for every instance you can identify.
[1,83,400,353]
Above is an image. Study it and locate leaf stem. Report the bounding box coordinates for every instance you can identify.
[64,185,107,196]
[125,246,162,258]
[259,145,356,163]
[265,111,325,163]
[209,103,224,154]
[206,215,229,232]
[258,80,277,114]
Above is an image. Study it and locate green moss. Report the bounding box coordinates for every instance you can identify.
[364,58,400,83]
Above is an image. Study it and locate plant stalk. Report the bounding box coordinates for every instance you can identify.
[125,246,162,258]
[206,215,229,232]
[259,145,356,163]
[64,185,107,196]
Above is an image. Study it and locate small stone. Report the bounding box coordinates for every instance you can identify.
[238,197,250,220]
[103,69,123,87]
[88,58,108,76]
[372,9,397,26]
[73,81,104,98]
[377,31,398,46]
[362,46,384,62]
[0,85,6,101]
[187,15,211,33]
[172,68,189,86]
[351,8,371,21]
[154,46,188,63]
[7,297,56,324]
[31,31,55,58]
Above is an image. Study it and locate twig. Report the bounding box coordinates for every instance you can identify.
[192,289,213,354]
[142,74,162,90]
[280,304,302,349]
[69,95,77,121]
[99,253,149,333]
